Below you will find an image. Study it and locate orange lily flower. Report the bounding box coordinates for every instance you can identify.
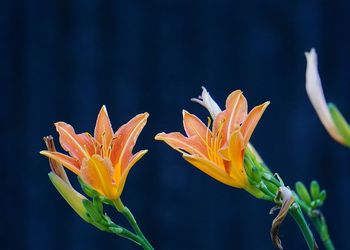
[155,90,269,191]
[41,106,149,201]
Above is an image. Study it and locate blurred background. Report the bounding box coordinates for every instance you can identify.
[2,0,350,249]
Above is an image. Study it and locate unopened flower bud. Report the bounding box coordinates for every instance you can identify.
[49,172,90,223]
[319,190,327,203]
[310,180,320,200]
[295,181,311,205]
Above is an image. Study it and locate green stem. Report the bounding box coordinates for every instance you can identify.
[295,196,335,250]
[309,212,335,250]
[108,223,144,246]
[289,204,318,250]
[114,199,154,250]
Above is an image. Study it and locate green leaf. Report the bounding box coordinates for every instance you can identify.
[295,182,311,205]
[310,180,320,200]
[328,103,350,146]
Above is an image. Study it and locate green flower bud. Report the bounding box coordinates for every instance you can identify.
[49,172,91,223]
[319,190,327,203]
[310,180,320,200]
[295,181,311,205]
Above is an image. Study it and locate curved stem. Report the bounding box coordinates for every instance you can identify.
[289,204,319,250]
[309,211,335,250]
[114,199,154,250]
[108,223,143,246]
[295,196,335,250]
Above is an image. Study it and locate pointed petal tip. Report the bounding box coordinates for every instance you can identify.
[136,112,150,121]
[255,101,270,112]
[100,105,108,114]
[143,112,150,118]
[136,149,148,158]
[154,132,165,140]
[40,150,48,156]
[54,121,65,128]
[263,101,270,108]
[137,112,150,124]
[97,105,110,121]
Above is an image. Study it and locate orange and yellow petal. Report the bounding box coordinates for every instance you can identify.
[111,113,149,175]
[182,110,212,140]
[240,101,269,146]
[94,105,114,148]
[155,132,208,158]
[40,150,80,175]
[226,132,247,186]
[223,90,248,141]
[55,122,91,161]
[218,131,245,177]
[115,149,148,198]
[183,154,238,187]
[80,155,117,200]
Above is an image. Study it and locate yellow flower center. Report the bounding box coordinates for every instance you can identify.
[205,117,225,167]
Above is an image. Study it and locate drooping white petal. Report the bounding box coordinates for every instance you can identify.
[305,48,344,143]
[191,86,222,119]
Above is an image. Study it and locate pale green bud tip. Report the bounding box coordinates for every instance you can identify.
[328,103,350,147]
[48,172,90,222]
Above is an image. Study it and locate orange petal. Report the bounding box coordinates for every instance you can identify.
[40,150,80,175]
[111,113,149,176]
[182,110,212,141]
[115,150,148,198]
[80,155,117,200]
[212,111,227,147]
[55,122,91,161]
[155,132,207,158]
[226,132,247,185]
[213,111,226,133]
[223,90,248,141]
[94,105,114,148]
[183,154,237,187]
[241,101,269,146]
[80,132,97,156]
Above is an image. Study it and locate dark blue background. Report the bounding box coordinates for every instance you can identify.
[2,0,350,249]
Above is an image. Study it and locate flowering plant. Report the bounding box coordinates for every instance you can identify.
[40,48,344,250]
[41,106,153,249]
